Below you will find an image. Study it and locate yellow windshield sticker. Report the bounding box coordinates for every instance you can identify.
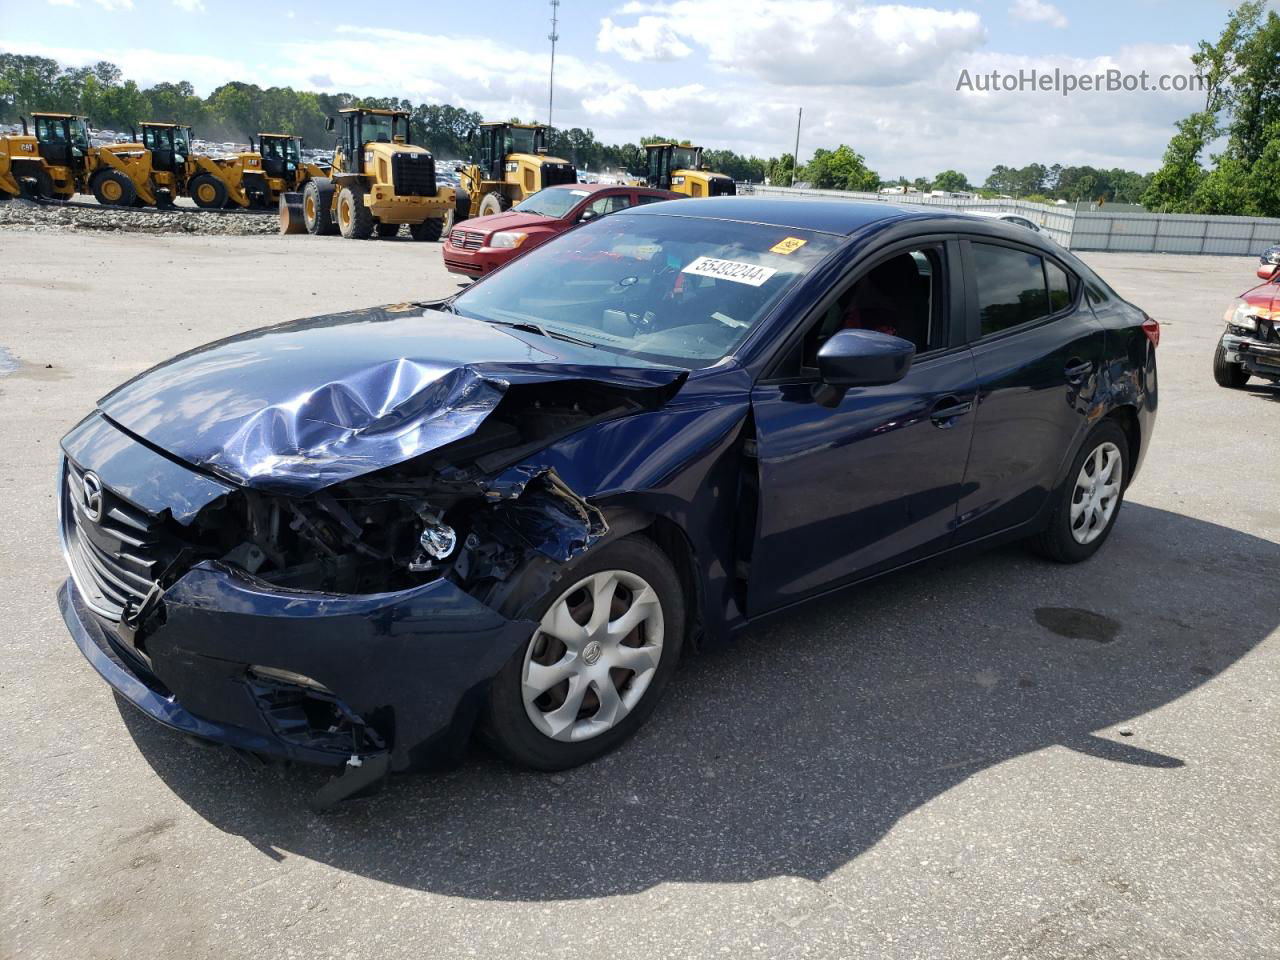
[770,237,807,255]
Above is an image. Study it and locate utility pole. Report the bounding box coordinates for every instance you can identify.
[548,0,560,130]
[791,107,802,188]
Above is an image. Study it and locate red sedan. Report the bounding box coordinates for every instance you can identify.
[443,183,680,278]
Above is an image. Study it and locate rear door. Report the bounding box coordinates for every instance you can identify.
[746,238,978,613]
[952,238,1105,542]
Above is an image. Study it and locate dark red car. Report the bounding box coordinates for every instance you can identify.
[443,183,680,278]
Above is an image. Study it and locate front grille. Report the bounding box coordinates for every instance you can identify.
[391,152,436,197]
[61,460,172,622]
[449,229,485,250]
[540,161,577,188]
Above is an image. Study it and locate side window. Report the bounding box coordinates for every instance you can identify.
[1045,260,1073,312]
[584,193,632,219]
[795,247,944,371]
[636,193,668,205]
[972,243,1050,336]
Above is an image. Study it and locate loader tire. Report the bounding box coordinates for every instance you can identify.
[409,218,443,242]
[376,222,400,238]
[337,185,374,239]
[90,169,136,207]
[478,191,510,217]
[303,178,337,235]
[190,173,228,209]
[279,191,306,235]
[22,167,54,200]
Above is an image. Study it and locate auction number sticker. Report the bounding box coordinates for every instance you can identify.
[770,237,807,255]
[682,256,777,287]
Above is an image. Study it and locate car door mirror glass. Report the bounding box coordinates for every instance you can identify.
[817,328,915,387]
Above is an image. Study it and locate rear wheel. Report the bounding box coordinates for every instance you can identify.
[22,167,54,200]
[189,173,227,209]
[408,218,443,242]
[302,178,337,235]
[478,190,510,217]
[1213,338,1250,389]
[375,222,400,238]
[337,184,374,239]
[1029,421,1128,564]
[90,169,136,207]
[482,535,685,771]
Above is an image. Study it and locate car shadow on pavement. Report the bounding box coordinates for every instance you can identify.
[118,502,1279,900]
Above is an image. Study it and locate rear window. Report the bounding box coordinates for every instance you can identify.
[972,243,1074,336]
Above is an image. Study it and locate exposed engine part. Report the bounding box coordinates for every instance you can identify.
[417,515,458,561]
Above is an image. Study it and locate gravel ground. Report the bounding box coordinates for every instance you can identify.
[0,196,278,235]
[0,230,1276,960]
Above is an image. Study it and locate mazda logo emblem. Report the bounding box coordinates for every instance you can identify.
[80,471,104,523]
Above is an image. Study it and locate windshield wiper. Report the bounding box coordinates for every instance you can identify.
[484,318,597,348]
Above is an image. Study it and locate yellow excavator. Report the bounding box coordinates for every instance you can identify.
[644,143,735,197]
[449,121,578,231]
[236,134,327,208]
[293,107,456,240]
[0,112,153,203]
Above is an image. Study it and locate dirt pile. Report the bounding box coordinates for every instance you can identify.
[0,199,276,236]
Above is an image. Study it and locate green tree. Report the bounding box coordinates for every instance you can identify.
[932,169,970,192]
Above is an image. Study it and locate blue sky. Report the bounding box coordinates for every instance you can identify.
[3,0,1257,179]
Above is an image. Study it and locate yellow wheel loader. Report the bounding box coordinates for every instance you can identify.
[138,123,248,209]
[295,108,456,241]
[0,113,152,204]
[644,143,735,197]
[449,122,578,233]
[236,134,327,209]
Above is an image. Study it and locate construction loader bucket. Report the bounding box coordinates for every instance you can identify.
[279,191,306,235]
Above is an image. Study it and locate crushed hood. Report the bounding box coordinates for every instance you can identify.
[98,304,685,494]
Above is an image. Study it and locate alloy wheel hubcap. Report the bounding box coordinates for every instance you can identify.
[521,569,664,742]
[1070,441,1123,544]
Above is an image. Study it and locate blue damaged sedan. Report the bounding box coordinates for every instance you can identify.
[57,198,1158,805]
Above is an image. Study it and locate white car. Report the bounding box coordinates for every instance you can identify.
[964,210,1042,232]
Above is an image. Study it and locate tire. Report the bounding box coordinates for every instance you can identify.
[90,169,136,207]
[302,178,337,236]
[375,222,400,238]
[21,167,54,200]
[408,218,443,242]
[189,173,228,209]
[337,184,374,239]
[1212,339,1250,389]
[482,535,686,771]
[478,190,510,217]
[1029,420,1129,564]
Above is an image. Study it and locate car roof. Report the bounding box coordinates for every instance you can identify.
[623,196,951,235]
[542,183,675,197]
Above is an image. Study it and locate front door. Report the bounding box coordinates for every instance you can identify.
[747,242,978,614]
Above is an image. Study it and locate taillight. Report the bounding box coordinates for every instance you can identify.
[1141,314,1160,348]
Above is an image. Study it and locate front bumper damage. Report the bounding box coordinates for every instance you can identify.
[1221,331,1280,380]
[59,564,536,806]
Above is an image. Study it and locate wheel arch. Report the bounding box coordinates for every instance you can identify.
[1104,404,1141,491]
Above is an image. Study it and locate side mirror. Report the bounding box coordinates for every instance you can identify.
[817,329,915,387]
[324,117,335,132]
[579,208,599,222]
[1257,262,1279,282]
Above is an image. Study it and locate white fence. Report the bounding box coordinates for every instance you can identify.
[742,185,1280,256]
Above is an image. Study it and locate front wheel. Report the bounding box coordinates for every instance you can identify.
[1029,421,1128,563]
[478,190,510,217]
[189,173,228,209]
[482,535,685,770]
[408,218,443,241]
[1213,339,1250,389]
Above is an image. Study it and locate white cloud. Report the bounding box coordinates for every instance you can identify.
[48,0,79,8]
[1009,0,1068,29]
[91,0,134,9]
[173,0,206,11]
[597,16,692,61]
[595,2,986,85]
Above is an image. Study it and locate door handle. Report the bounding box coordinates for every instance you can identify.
[1064,358,1093,381]
[929,396,973,427]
